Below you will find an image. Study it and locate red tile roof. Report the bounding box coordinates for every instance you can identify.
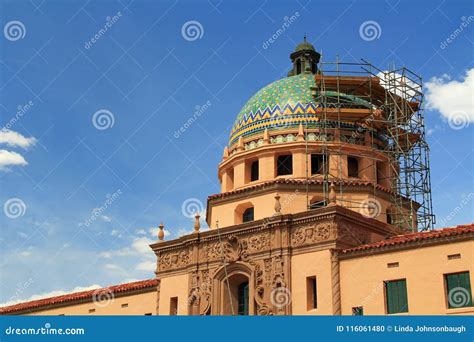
[208,178,392,200]
[341,223,474,255]
[0,278,158,315]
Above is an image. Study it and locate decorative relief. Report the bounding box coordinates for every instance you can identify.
[263,258,272,284]
[158,249,191,271]
[188,271,200,307]
[201,234,269,262]
[254,263,272,315]
[247,234,270,252]
[271,255,288,315]
[199,270,212,315]
[202,236,248,263]
[187,269,213,315]
[290,222,336,247]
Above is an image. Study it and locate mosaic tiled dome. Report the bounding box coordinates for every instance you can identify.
[229,74,321,145]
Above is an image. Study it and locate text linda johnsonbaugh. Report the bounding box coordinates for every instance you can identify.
[336,324,467,334]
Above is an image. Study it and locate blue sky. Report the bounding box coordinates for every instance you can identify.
[0,0,473,304]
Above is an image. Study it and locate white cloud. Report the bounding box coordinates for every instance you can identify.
[131,236,155,255]
[17,232,28,239]
[425,69,474,123]
[377,71,419,99]
[0,129,37,149]
[0,285,101,307]
[19,247,34,258]
[101,215,112,222]
[136,260,155,272]
[0,130,37,172]
[0,149,28,171]
[109,229,123,238]
[99,236,155,259]
[104,263,121,270]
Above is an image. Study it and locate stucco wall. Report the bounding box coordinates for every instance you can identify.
[158,274,189,315]
[339,240,474,315]
[290,249,334,315]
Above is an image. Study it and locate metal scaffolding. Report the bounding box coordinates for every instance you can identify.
[307,58,435,232]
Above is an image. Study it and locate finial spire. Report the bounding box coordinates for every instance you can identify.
[274,193,282,215]
[158,222,165,241]
[194,212,201,233]
[304,34,307,42]
[329,183,336,205]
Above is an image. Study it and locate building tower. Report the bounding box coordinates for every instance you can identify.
[151,39,435,316]
[207,39,433,232]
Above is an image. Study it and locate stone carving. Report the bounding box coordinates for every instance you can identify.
[187,269,213,315]
[271,255,288,315]
[247,234,270,252]
[188,270,200,306]
[264,258,272,284]
[158,249,191,271]
[254,263,272,315]
[291,222,336,246]
[202,235,249,263]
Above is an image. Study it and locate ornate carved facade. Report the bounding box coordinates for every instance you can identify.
[151,205,397,315]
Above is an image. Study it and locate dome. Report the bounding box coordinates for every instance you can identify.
[229,74,319,145]
[229,73,373,146]
[295,41,315,52]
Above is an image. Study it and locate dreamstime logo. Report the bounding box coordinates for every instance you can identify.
[448,287,471,308]
[92,287,114,307]
[181,198,204,219]
[3,198,26,219]
[437,192,473,227]
[1,100,34,131]
[82,189,122,227]
[174,100,212,139]
[7,278,35,304]
[360,198,381,218]
[92,109,115,130]
[84,11,123,50]
[440,16,474,50]
[4,21,26,41]
[359,20,382,41]
[448,110,470,130]
[181,20,204,41]
[270,287,292,308]
[262,12,300,49]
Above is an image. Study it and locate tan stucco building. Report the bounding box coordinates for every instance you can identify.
[1,41,473,316]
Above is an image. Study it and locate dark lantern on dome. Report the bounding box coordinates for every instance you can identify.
[288,36,321,76]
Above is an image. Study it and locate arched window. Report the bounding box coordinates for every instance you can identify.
[296,59,302,74]
[235,203,253,224]
[214,267,253,315]
[242,207,254,223]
